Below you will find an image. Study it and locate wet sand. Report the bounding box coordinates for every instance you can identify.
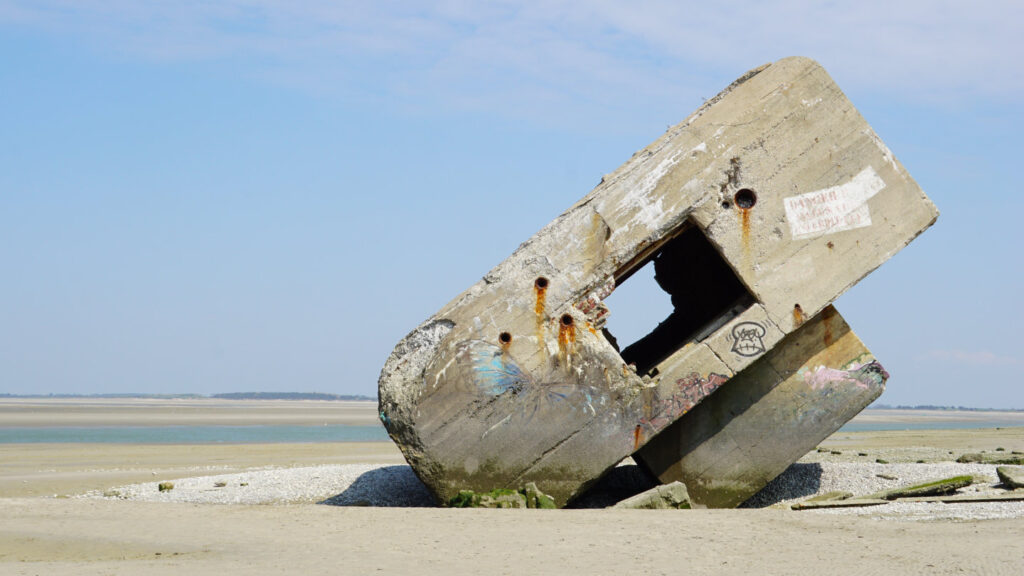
[2,399,1023,575]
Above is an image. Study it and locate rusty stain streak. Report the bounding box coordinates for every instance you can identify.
[793,303,805,326]
[534,280,547,346]
[557,314,577,364]
[822,306,836,346]
[633,424,643,451]
[740,207,752,263]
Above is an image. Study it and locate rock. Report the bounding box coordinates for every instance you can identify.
[448,484,556,509]
[863,475,973,501]
[523,482,557,509]
[957,453,1024,465]
[996,466,1024,489]
[158,482,174,492]
[612,482,691,509]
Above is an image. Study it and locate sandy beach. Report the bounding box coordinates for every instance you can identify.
[2,399,1023,575]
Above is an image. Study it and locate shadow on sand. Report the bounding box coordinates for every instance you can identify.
[740,463,823,508]
[319,465,435,507]
[317,461,822,508]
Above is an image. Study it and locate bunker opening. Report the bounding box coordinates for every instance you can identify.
[603,223,755,376]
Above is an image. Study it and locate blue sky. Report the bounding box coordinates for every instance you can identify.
[1,1,1021,407]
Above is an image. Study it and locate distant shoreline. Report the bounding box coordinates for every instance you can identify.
[0,393,1019,411]
[0,392,376,402]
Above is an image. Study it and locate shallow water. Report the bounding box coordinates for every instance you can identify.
[0,424,389,444]
[841,419,1024,432]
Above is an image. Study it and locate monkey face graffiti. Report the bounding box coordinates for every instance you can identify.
[731,321,766,357]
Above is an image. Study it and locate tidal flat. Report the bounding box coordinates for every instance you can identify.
[1,399,1022,575]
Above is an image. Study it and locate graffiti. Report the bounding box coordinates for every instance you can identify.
[449,340,603,425]
[783,166,886,240]
[731,321,766,357]
[802,361,889,391]
[637,372,730,439]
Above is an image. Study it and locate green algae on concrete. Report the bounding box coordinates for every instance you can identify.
[448,482,557,509]
[863,475,973,501]
[996,466,1024,489]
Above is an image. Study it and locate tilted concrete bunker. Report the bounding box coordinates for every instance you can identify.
[378,57,938,507]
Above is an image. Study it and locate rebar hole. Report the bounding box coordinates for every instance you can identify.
[499,332,512,344]
[560,314,574,327]
[734,188,757,209]
[535,277,549,289]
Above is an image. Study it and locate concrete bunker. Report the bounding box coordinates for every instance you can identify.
[377,56,939,507]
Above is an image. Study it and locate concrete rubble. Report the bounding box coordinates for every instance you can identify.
[611,482,691,510]
[377,56,938,507]
[997,467,1024,489]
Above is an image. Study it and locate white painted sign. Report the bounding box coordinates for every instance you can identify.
[784,167,886,240]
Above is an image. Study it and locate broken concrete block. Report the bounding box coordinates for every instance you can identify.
[863,475,973,501]
[635,306,886,508]
[996,466,1024,489]
[523,482,558,509]
[612,482,692,509]
[447,483,556,509]
[378,56,937,507]
[449,488,528,508]
[957,453,1024,465]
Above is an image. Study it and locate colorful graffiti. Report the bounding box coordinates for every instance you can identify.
[801,361,888,391]
[636,372,730,443]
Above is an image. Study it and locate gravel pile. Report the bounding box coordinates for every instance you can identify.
[80,462,1024,520]
[745,461,1024,521]
[81,464,435,507]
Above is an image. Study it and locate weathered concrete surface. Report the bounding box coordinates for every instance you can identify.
[378,56,937,507]
[863,475,974,501]
[612,482,692,509]
[635,306,887,508]
[997,467,1024,489]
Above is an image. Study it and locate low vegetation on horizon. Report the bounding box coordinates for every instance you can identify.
[0,392,376,401]
[870,404,1024,412]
